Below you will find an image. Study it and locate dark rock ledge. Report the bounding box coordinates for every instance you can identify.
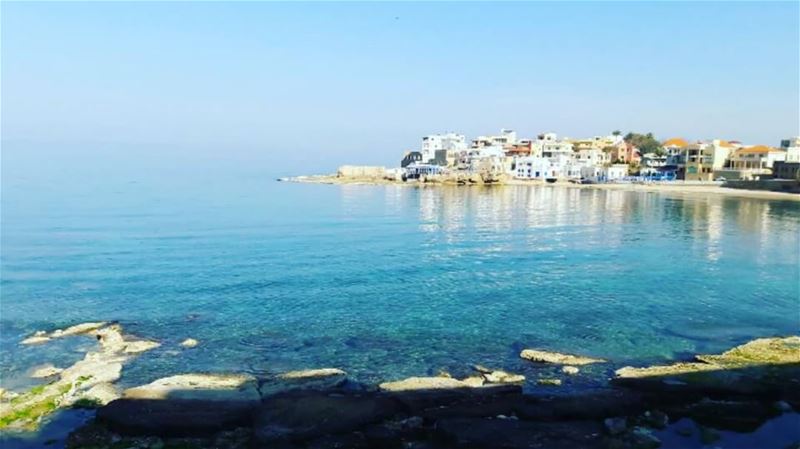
[5,334,795,448]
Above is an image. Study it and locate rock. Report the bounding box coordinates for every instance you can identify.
[98,398,257,437]
[30,364,63,379]
[278,368,345,382]
[461,376,485,388]
[180,338,199,348]
[630,427,661,449]
[520,349,605,365]
[695,336,800,366]
[562,366,580,375]
[482,370,525,385]
[3,391,20,400]
[613,336,800,396]
[2,323,159,431]
[53,322,108,338]
[123,373,260,402]
[260,368,347,397]
[699,426,721,445]
[641,410,669,429]
[537,378,562,386]
[123,340,161,354]
[682,399,779,432]
[775,400,793,412]
[254,391,400,443]
[604,417,627,435]
[74,382,119,407]
[21,335,51,345]
[379,376,469,392]
[472,364,492,374]
[435,417,605,449]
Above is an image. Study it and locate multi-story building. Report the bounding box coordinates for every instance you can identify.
[471,129,517,148]
[663,137,688,165]
[724,145,788,180]
[515,156,556,180]
[575,148,609,167]
[780,137,800,163]
[421,133,466,165]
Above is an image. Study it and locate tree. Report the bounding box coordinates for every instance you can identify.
[612,130,622,136]
[623,132,662,155]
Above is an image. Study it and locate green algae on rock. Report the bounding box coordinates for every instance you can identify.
[0,322,160,431]
[614,336,800,395]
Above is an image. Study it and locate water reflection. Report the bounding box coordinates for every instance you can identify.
[406,187,798,262]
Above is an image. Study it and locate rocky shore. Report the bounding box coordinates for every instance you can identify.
[2,324,799,448]
[281,174,800,201]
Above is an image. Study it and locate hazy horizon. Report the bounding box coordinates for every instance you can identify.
[2,2,799,174]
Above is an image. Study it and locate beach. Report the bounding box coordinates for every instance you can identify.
[285,174,800,201]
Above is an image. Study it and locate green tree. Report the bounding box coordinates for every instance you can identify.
[623,132,662,155]
[612,130,621,136]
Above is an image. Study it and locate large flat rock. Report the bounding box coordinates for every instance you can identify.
[123,373,260,402]
[520,349,605,366]
[254,391,401,443]
[259,368,348,397]
[97,398,256,437]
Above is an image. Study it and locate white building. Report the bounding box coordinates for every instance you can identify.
[515,156,556,180]
[602,164,629,181]
[575,148,609,167]
[781,137,800,163]
[471,129,518,148]
[540,135,574,178]
[421,133,467,164]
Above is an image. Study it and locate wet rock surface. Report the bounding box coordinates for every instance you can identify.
[7,333,797,448]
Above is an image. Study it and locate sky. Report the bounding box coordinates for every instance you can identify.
[2,1,799,172]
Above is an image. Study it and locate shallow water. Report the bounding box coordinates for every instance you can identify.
[3,158,799,394]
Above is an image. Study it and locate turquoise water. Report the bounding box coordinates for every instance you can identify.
[2,157,800,395]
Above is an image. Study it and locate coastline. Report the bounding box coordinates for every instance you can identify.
[282,175,800,202]
[2,324,798,449]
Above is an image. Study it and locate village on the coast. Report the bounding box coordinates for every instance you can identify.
[322,130,800,191]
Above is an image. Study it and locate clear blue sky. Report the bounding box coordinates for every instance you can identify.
[2,2,798,171]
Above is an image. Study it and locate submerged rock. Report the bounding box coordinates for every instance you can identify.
[630,426,661,449]
[259,368,347,397]
[604,417,627,435]
[52,322,108,338]
[562,366,580,375]
[520,349,606,365]
[124,373,260,402]
[537,378,563,386]
[20,335,51,345]
[180,338,199,348]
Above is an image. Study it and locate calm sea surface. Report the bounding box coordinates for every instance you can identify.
[2,160,799,396]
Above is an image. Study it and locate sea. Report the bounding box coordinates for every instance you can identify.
[1,148,799,447]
